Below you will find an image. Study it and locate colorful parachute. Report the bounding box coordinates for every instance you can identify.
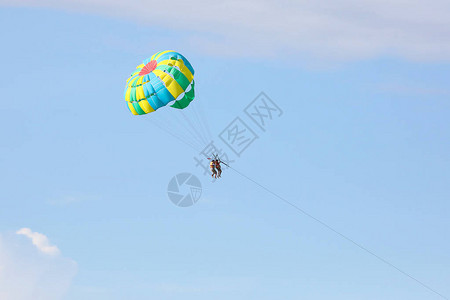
[124,50,195,115]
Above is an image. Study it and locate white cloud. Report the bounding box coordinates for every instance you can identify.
[2,0,450,62]
[0,230,77,300]
[17,228,60,255]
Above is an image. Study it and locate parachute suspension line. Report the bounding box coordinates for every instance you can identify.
[189,82,213,143]
[191,103,212,143]
[168,116,205,151]
[179,109,209,147]
[150,107,204,150]
[186,107,210,146]
[226,165,449,300]
[186,105,207,143]
[144,118,202,152]
[170,110,206,149]
[146,108,205,151]
[194,99,213,142]
[144,117,449,300]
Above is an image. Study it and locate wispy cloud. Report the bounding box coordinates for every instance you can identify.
[0,229,77,300]
[16,228,60,255]
[2,0,450,62]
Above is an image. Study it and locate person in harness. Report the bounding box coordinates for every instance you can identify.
[208,154,229,179]
[215,160,222,178]
[210,159,218,178]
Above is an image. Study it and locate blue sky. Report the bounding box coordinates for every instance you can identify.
[0,3,449,300]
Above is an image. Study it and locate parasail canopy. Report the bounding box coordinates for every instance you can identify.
[124,50,195,116]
